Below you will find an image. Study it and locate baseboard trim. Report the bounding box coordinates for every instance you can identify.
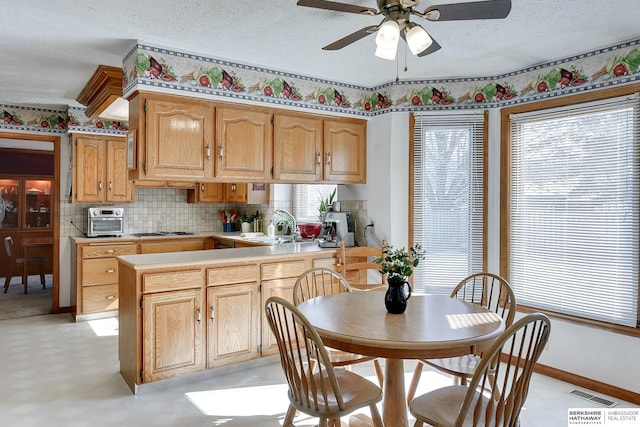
[534,363,640,406]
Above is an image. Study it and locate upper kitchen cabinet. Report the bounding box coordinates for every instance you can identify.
[72,134,132,204]
[215,106,272,181]
[129,93,214,182]
[323,118,366,184]
[273,112,323,182]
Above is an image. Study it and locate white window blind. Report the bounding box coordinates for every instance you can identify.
[509,94,639,327]
[292,184,337,222]
[412,113,485,295]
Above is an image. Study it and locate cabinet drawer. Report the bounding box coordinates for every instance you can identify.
[143,270,203,293]
[313,257,339,269]
[139,239,206,254]
[207,265,258,286]
[82,258,119,286]
[82,284,118,313]
[82,243,137,258]
[261,260,308,281]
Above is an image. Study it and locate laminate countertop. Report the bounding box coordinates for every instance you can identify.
[117,241,332,270]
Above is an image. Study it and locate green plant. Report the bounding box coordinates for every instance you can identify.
[239,213,254,223]
[317,187,337,218]
[374,242,426,282]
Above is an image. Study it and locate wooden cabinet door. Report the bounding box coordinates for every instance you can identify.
[260,277,299,356]
[206,283,260,368]
[142,289,203,382]
[145,96,214,180]
[200,183,224,203]
[273,113,323,182]
[323,118,366,184]
[216,106,272,181]
[74,135,105,203]
[106,138,132,202]
[223,183,247,203]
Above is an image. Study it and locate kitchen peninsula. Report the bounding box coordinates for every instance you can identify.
[116,241,337,393]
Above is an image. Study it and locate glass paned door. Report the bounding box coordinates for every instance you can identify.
[0,178,21,229]
[25,179,52,229]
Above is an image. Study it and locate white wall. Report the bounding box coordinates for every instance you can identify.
[360,111,640,395]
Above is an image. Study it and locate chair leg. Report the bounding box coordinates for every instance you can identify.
[406,362,424,405]
[319,417,329,427]
[283,405,296,426]
[373,359,384,388]
[39,262,46,289]
[413,420,424,427]
[369,403,384,427]
[3,274,10,293]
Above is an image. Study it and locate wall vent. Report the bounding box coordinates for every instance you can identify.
[567,389,618,408]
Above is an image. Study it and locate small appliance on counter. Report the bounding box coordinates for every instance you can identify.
[317,211,355,248]
[85,207,125,237]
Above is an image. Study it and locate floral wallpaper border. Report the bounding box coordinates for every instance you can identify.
[2,37,639,135]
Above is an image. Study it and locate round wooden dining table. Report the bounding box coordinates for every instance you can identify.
[296,291,505,427]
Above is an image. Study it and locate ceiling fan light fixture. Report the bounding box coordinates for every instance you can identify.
[375,42,398,60]
[405,23,432,55]
[375,19,400,47]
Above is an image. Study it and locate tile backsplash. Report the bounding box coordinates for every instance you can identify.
[61,187,369,241]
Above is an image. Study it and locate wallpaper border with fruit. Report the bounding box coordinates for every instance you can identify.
[2,37,639,135]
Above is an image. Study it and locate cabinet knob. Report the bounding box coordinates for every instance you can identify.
[106,269,116,273]
[326,152,331,166]
[196,307,202,324]
[105,249,115,254]
[210,304,215,321]
[316,152,321,166]
[205,144,211,160]
[105,295,116,300]
[218,144,224,160]
[99,181,103,191]
[200,184,205,192]
[109,181,113,191]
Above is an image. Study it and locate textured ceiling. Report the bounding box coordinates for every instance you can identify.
[1,0,639,109]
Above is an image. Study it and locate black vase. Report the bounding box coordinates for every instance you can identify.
[384,278,412,314]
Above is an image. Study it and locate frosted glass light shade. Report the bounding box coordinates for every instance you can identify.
[406,24,432,55]
[375,20,400,48]
[375,43,397,60]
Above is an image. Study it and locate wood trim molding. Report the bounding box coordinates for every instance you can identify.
[534,362,640,406]
[76,65,124,118]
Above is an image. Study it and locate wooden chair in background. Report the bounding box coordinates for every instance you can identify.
[265,296,384,427]
[337,240,387,291]
[3,236,47,294]
[293,268,384,387]
[410,313,551,427]
[406,272,517,404]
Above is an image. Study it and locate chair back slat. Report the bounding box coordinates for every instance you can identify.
[457,313,551,427]
[293,268,351,305]
[338,240,387,290]
[451,272,517,328]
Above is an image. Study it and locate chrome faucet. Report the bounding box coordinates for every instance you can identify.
[274,208,301,241]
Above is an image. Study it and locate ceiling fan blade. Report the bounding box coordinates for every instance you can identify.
[296,0,378,15]
[322,25,378,50]
[422,0,512,21]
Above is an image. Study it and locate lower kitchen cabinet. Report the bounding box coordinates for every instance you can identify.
[117,249,335,392]
[206,283,260,368]
[142,288,204,383]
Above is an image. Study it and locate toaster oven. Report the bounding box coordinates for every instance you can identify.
[86,207,125,237]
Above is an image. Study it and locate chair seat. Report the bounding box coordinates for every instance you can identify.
[16,256,48,265]
[294,368,382,417]
[422,354,480,379]
[410,385,488,427]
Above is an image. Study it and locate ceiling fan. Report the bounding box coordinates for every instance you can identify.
[296,0,512,60]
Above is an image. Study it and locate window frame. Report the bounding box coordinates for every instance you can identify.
[500,83,640,336]
[409,112,489,294]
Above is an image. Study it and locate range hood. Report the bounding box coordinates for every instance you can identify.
[76,65,128,121]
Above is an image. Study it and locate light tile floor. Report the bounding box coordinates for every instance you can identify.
[0,314,637,427]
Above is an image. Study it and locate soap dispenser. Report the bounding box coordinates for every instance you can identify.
[267,221,275,237]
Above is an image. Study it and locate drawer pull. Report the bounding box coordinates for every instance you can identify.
[106,269,116,273]
[105,249,115,254]
[105,295,116,300]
